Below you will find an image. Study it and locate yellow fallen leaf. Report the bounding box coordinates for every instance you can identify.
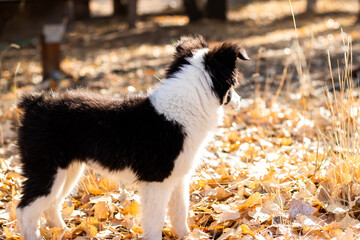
[241,224,255,237]
[4,227,21,240]
[85,182,106,195]
[193,179,207,190]
[94,201,110,220]
[122,201,140,217]
[280,137,292,146]
[62,201,74,218]
[144,69,155,76]
[98,177,119,192]
[131,225,143,234]
[6,173,21,180]
[321,221,342,231]
[39,227,52,240]
[238,192,262,210]
[51,227,68,240]
[329,228,343,238]
[82,217,100,225]
[79,223,98,238]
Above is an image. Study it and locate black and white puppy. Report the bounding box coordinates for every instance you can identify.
[16,36,249,240]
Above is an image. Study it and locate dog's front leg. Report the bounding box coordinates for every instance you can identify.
[167,178,189,239]
[140,181,173,240]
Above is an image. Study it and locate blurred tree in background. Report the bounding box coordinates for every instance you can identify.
[306,0,317,12]
[184,0,227,22]
[358,0,360,21]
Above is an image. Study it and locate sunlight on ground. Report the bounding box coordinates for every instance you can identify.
[1,0,360,239]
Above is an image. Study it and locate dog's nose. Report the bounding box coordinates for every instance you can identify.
[229,89,241,110]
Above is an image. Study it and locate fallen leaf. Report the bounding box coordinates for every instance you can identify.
[337,228,354,240]
[218,211,240,223]
[217,228,235,240]
[289,199,316,218]
[79,223,98,238]
[238,192,262,210]
[131,225,143,234]
[94,201,110,220]
[327,203,349,215]
[210,187,233,201]
[280,138,292,146]
[62,201,74,218]
[339,213,360,228]
[122,200,140,217]
[240,224,255,237]
[98,177,119,192]
[187,228,209,240]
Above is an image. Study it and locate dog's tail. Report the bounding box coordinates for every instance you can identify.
[17,92,46,111]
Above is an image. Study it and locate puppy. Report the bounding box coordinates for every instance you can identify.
[16,35,249,240]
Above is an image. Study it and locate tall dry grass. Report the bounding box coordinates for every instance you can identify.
[323,35,360,211]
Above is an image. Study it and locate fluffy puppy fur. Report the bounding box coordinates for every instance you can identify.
[16,35,249,240]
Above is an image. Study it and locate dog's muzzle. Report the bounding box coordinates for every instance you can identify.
[228,88,241,110]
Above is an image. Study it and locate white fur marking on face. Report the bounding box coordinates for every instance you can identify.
[229,88,241,110]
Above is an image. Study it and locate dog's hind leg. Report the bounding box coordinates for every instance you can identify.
[140,181,174,240]
[168,178,190,239]
[16,166,67,240]
[43,162,85,228]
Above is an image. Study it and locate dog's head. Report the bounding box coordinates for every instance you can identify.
[166,35,249,107]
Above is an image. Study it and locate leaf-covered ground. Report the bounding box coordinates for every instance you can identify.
[1,0,360,239]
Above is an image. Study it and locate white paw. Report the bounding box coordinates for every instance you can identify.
[175,226,189,239]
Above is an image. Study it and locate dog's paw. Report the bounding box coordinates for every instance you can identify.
[175,227,189,239]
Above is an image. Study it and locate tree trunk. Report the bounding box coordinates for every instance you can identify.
[358,0,360,22]
[183,0,202,22]
[114,0,127,16]
[73,0,90,20]
[306,0,317,13]
[206,0,227,20]
[0,2,19,38]
[41,29,62,80]
[127,0,137,29]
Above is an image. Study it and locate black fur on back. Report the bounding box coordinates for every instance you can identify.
[204,42,249,104]
[165,35,208,78]
[17,91,185,208]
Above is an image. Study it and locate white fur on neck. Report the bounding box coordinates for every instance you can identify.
[150,48,222,130]
[150,49,224,177]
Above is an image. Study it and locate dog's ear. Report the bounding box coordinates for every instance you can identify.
[174,35,208,57]
[205,42,249,67]
[166,35,209,78]
[204,42,249,104]
[236,46,250,61]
